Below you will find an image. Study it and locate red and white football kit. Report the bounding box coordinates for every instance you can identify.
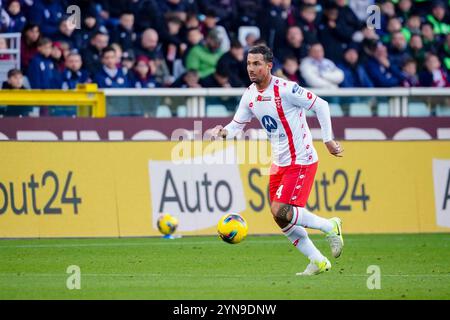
[224,76,333,207]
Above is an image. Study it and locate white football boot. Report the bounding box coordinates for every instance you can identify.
[296,257,331,276]
[326,217,344,258]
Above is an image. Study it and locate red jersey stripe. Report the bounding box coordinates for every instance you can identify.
[274,85,297,164]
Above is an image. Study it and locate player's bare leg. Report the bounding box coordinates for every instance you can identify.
[271,201,344,259]
[271,202,331,275]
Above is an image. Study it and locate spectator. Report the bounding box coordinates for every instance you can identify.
[378,0,397,39]
[281,55,306,86]
[73,13,106,50]
[300,42,344,88]
[276,25,307,64]
[199,9,219,38]
[51,41,65,71]
[400,58,420,87]
[157,0,196,21]
[197,0,238,33]
[134,28,164,60]
[381,17,403,45]
[388,31,411,68]
[421,22,439,53]
[426,0,450,41]
[186,29,224,78]
[200,68,231,88]
[131,55,160,88]
[296,3,319,45]
[335,0,363,42]
[121,49,136,73]
[93,46,131,88]
[27,38,61,89]
[259,0,288,49]
[31,0,65,38]
[0,37,11,60]
[21,23,41,72]
[318,2,353,63]
[110,11,136,52]
[438,33,450,73]
[1,69,31,117]
[170,69,201,88]
[216,40,248,87]
[419,52,450,87]
[81,31,110,76]
[408,33,426,71]
[243,32,258,53]
[401,14,421,42]
[5,0,26,33]
[162,14,186,70]
[53,17,77,49]
[338,46,373,88]
[365,43,403,87]
[133,0,165,33]
[396,0,413,24]
[61,51,89,89]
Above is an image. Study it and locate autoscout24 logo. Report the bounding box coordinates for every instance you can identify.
[148,146,246,232]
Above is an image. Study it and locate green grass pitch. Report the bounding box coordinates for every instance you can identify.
[0,234,449,299]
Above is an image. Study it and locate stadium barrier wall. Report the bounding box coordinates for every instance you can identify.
[0,141,449,238]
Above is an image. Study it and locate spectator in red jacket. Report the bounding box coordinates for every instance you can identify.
[20,23,41,72]
[419,52,450,87]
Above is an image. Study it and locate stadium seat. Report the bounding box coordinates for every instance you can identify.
[156,105,172,118]
[176,105,188,117]
[349,103,372,117]
[408,102,430,117]
[238,26,261,47]
[206,104,229,117]
[376,102,390,116]
[329,103,344,117]
[436,105,450,117]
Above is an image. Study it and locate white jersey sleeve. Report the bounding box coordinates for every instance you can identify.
[286,82,333,143]
[223,90,254,139]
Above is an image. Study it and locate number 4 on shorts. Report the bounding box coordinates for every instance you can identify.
[276,185,284,199]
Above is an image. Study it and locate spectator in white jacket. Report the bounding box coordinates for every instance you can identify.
[300,42,345,88]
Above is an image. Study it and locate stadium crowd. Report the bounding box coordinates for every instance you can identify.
[0,0,449,92]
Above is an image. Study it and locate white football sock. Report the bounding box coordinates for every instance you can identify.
[282,224,325,262]
[290,206,334,234]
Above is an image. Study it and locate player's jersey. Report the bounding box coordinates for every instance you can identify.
[225,76,332,167]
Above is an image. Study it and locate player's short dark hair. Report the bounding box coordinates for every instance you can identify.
[248,45,273,63]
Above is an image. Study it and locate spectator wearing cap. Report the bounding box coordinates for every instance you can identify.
[170,69,202,88]
[388,31,411,68]
[318,2,353,64]
[20,23,41,73]
[27,38,61,89]
[400,58,420,87]
[5,0,27,33]
[81,31,110,76]
[30,0,65,37]
[427,1,450,40]
[61,51,89,89]
[1,69,32,117]
[110,11,136,52]
[365,42,403,87]
[419,52,450,87]
[276,25,307,64]
[186,29,224,78]
[131,55,160,88]
[300,42,344,89]
[93,46,131,88]
[337,46,373,88]
[216,40,248,87]
[295,4,319,45]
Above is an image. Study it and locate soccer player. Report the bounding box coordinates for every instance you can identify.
[212,45,344,276]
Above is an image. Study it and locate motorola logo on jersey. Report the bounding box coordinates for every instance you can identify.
[262,115,278,132]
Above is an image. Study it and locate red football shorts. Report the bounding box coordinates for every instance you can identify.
[269,162,318,207]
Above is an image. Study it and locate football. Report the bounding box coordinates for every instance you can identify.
[157,213,178,235]
[217,213,248,244]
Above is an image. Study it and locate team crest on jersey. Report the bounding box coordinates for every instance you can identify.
[256,95,271,102]
[261,115,278,132]
[293,84,304,96]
